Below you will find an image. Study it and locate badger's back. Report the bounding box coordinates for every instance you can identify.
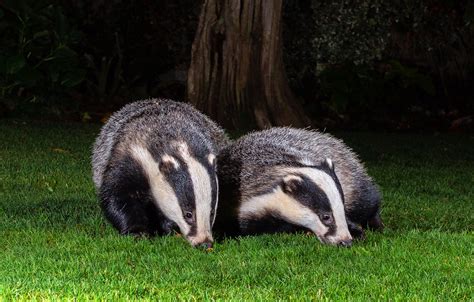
[92,99,229,189]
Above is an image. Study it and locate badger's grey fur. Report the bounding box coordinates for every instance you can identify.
[215,127,382,245]
[92,99,229,247]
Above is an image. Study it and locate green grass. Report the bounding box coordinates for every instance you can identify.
[0,119,473,300]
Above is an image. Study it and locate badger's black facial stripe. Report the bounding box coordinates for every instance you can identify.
[158,157,197,233]
[163,160,194,205]
[285,174,333,214]
[281,172,342,236]
[291,162,345,204]
[174,143,218,218]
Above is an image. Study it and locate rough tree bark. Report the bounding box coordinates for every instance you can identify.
[187,0,311,130]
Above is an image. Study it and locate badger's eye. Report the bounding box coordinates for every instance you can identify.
[322,214,333,224]
[184,212,193,219]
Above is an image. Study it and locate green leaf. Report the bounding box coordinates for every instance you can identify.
[60,69,86,87]
[46,46,80,79]
[53,46,77,59]
[47,46,79,71]
[33,30,50,40]
[6,55,26,74]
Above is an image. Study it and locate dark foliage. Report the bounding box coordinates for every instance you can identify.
[283,0,474,131]
[0,0,86,117]
[0,0,473,131]
[0,0,201,120]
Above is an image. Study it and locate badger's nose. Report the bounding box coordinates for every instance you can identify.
[338,239,353,248]
[197,242,213,250]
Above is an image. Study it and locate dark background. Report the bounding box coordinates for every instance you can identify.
[0,0,473,131]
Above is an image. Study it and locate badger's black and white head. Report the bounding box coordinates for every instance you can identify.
[239,158,352,246]
[130,140,218,248]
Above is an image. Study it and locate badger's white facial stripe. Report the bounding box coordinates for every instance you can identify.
[239,187,329,235]
[176,143,214,244]
[162,154,180,169]
[130,145,190,235]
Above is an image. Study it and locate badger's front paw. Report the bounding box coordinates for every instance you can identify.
[367,212,384,231]
[347,220,365,240]
[121,226,152,239]
[161,219,178,235]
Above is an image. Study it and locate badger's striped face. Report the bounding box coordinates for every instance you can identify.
[239,159,352,246]
[131,142,217,248]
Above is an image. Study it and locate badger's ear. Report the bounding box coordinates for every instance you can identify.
[323,158,335,172]
[281,175,302,194]
[159,154,180,173]
[208,153,217,169]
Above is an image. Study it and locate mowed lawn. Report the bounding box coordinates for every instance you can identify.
[0,119,473,300]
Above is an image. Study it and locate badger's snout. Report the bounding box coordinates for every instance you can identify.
[196,241,213,250]
[328,235,353,247]
[191,239,213,249]
[187,232,214,249]
[317,233,353,247]
[337,239,353,247]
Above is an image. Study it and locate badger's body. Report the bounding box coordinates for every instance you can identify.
[215,127,382,245]
[92,99,229,247]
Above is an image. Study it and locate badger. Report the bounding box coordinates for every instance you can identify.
[214,127,383,246]
[92,99,229,248]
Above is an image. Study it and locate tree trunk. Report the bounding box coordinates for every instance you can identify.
[187,0,311,130]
